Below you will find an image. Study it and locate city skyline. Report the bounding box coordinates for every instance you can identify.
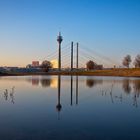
[0,0,140,67]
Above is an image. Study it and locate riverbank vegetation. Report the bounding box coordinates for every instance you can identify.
[0,68,140,77]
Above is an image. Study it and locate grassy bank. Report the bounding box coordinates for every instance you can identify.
[0,68,140,77]
[47,68,140,77]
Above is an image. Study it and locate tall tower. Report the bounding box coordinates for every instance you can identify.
[57,32,63,71]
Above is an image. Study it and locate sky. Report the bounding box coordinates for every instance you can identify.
[0,0,140,67]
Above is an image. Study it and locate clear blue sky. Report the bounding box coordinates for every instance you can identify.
[0,0,140,67]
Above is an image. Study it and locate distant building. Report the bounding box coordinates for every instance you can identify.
[32,61,39,67]
[94,64,103,70]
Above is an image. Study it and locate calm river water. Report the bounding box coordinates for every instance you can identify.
[0,76,140,140]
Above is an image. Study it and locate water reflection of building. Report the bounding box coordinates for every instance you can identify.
[31,76,58,88]
[32,78,39,86]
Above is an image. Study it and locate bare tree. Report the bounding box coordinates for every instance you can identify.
[86,60,95,70]
[122,55,131,68]
[134,54,140,68]
[40,60,52,72]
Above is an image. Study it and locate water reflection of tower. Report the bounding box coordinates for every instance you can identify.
[76,76,78,105]
[56,75,79,119]
[70,76,79,106]
[56,75,62,115]
[57,32,63,71]
[71,76,73,106]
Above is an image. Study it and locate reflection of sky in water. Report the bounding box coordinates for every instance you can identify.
[0,76,140,140]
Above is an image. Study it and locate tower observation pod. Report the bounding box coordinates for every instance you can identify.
[57,32,63,71]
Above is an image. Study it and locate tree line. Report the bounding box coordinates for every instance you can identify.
[122,54,140,68]
[39,54,140,71]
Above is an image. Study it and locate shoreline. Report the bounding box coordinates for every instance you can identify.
[0,68,140,77]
